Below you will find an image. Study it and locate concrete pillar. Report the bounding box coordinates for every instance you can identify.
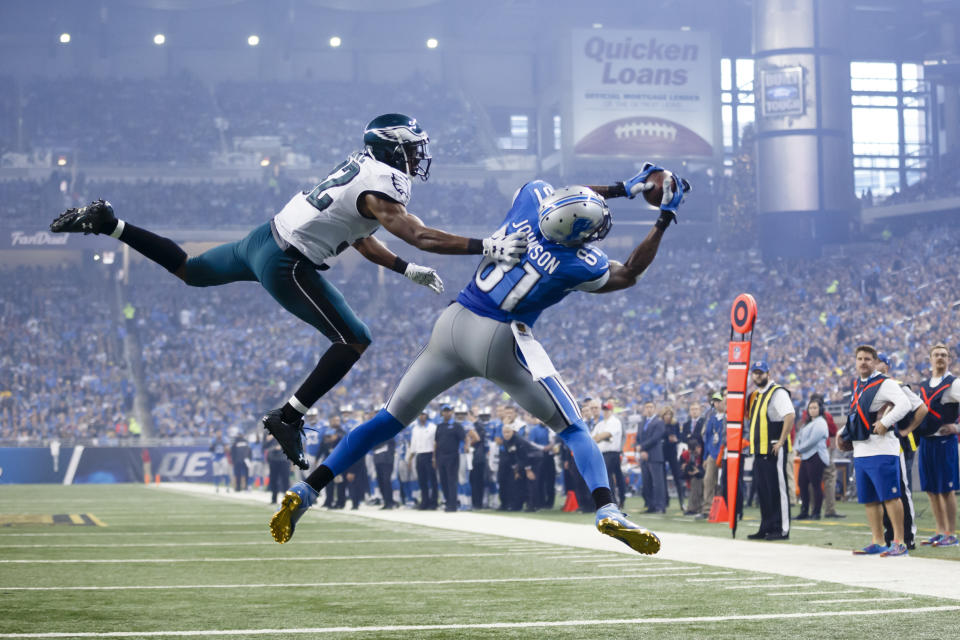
[940,22,960,156]
[753,0,856,258]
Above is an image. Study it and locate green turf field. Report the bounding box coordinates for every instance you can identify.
[0,485,957,639]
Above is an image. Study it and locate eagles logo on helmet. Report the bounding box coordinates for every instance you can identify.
[537,186,612,247]
[363,113,432,181]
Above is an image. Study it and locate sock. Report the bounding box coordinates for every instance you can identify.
[115,221,187,274]
[304,466,333,493]
[292,343,363,411]
[592,487,615,509]
[318,409,405,481]
[558,421,610,499]
[280,396,308,424]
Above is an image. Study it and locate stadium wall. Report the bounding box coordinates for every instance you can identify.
[0,446,218,484]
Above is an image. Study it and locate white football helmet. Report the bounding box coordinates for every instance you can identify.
[537,186,611,246]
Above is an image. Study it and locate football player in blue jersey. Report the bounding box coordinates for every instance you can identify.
[49,114,527,469]
[270,163,690,554]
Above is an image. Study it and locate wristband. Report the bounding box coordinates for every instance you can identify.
[391,257,409,274]
[609,182,628,198]
[467,238,484,254]
[654,211,673,232]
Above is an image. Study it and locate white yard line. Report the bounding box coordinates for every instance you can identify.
[0,574,651,592]
[0,551,546,565]
[0,538,449,549]
[2,607,958,638]
[766,590,865,596]
[806,597,912,604]
[722,582,819,590]
[156,482,960,601]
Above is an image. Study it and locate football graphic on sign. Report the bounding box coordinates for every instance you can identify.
[574,116,713,157]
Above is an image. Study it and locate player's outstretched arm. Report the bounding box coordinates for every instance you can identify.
[361,193,527,265]
[593,172,690,294]
[352,236,443,294]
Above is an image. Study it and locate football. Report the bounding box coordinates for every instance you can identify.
[642,169,667,208]
[574,116,714,157]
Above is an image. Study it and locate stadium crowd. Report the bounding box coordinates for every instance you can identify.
[1,74,485,165]
[0,175,510,231]
[4,215,960,446]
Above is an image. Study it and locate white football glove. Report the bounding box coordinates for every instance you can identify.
[482,231,528,267]
[404,263,444,294]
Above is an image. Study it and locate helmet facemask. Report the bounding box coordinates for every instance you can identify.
[399,138,432,181]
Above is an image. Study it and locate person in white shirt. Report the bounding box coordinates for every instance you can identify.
[407,411,438,510]
[837,345,911,557]
[592,400,626,508]
[875,354,926,549]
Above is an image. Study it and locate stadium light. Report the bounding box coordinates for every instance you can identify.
[247,35,260,46]
[426,38,438,49]
[153,33,166,46]
[329,36,341,48]
[59,33,71,44]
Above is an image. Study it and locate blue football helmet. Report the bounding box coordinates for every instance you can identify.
[363,113,432,180]
[537,186,612,246]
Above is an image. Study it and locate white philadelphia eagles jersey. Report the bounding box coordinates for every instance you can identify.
[273,151,412,265]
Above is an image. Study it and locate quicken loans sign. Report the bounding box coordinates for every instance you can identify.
[572,29,717,158]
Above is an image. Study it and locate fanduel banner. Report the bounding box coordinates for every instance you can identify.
[571,29,717,158]
[6,229,114,250]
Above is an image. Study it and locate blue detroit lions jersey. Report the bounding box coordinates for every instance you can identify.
[456,180,610,326]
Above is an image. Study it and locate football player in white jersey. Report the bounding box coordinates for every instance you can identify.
[51,114,527,468]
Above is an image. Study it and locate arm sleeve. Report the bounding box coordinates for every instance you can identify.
[876,379,911,427]
[768,389,796,421]
[902,385,924,411]
[573,269,610,291]
[944,378,960,404]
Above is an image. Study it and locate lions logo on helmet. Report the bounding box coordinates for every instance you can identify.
[537,186,611,246]
[363,113,432,181]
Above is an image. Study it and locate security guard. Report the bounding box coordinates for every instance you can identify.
[500,423,541,511]
[372,435,397,509]
[746,361,795,540]
[467,408,492,509]
[267,441,291,504]
[435,404,465,512]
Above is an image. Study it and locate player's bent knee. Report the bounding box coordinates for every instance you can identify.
[351,323,373,347]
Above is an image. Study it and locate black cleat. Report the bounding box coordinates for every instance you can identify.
[50,199,116,235]
[262,409,308,470]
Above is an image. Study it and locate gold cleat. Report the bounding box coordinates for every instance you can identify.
[269,490,303,544]
[597,517,661,555]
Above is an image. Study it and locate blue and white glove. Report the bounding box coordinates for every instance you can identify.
[622,162,665,199]
[655,172,692,230]
[404,263,444,294]
[482,231,528,267]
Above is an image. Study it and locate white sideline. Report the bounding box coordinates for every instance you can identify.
[2,607,959,638]
[155,482,960,601]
